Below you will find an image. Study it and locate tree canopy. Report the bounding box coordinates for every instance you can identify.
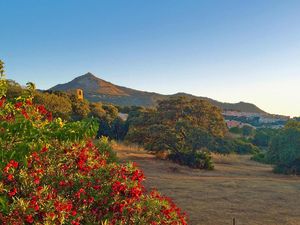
[126,97,227,169]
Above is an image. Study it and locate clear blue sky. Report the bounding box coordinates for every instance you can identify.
[1,0,300,116]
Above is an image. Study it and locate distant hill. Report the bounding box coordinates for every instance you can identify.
[50,72,266,114]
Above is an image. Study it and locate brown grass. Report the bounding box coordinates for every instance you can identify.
[113,143,300,225]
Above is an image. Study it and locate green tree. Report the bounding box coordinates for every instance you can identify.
[252,128,275,148]
[89,102,106,119]
[267,121,300,174]
[70,95,91,120]
[34,92,73,120]
[126,97,227,169]
[241,125,254,136]
[6,80,23,99]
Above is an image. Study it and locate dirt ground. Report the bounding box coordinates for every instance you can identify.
[113,144,300,225]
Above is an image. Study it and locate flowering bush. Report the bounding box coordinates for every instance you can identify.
[0,141,187,224]
[0,95,98,168]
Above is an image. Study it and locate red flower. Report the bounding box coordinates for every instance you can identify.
[8,187,17,197]
[7,174,14,181]
[34,204,39,211]
[37,105,47,114]
[25,215,34,223]
[21,109,29,119]
[47,112,53,121]
[71,221,80,225]
[14,102,23,109]
[34,177,40,185]
[10,160,19,168]
[41,146,48,153]
[25,99,32,106]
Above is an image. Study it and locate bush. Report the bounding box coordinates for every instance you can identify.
[273,159,300,175]
[233,139,260,155]
[168,148,214,170]
[94,136,118,163]
[251,152,268,163]
[0,96,98,168]
[0,141,187,224]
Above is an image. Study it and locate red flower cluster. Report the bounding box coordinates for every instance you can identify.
[0,98,52,122]
[0,141,188,224]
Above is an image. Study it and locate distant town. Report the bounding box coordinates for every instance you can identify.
[223,110,290,129]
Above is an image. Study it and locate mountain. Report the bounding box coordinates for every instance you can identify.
[50,72,266,114]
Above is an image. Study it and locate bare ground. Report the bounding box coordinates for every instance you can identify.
[113,144,300,225]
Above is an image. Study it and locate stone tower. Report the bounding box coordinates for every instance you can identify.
[76,89,84,101]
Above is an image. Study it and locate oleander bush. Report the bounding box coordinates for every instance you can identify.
[0,94,98,168]
[0,141,187,224]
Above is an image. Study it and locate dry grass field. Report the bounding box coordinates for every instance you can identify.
[113,143,300,225]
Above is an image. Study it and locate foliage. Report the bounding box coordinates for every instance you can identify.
[156,97,227,137]
[94,137,118,163]
[70,96,91,121]
[0,141,187,224]
[267,121,300,174]
[168,148,214,170]
[232,139,260,155]
[98,118,128,141]
[251,128,276,148]
[251,152,269,164]
[34,92,72,120]
[0,92,98,168]
[6,79,128,141]
[229,127,242,134]
[229,125,255,137]
[126,97,227,169]
[89,102,107,119]
[6,80,23,100]
[241,125,254,136]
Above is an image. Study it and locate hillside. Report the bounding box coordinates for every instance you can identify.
[50,73,266,113]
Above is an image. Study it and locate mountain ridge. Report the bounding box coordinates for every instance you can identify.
[50,73,267,114]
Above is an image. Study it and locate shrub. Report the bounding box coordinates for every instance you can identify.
[168,148,214,170]
[251,152,268,163]
[233,139,260,155]
[0,95,98,168]
[0,141,187,224]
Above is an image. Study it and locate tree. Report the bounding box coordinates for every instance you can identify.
[156,97,227,137]
[252,128,275,148]
[89,102,106,119]
[241,125,254,136]
[126,97,227,169]
[70,94,91,121]
[6,80,23,99]
[267,121,300,174]
[102,104,118,123]
[34,92,73,120]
